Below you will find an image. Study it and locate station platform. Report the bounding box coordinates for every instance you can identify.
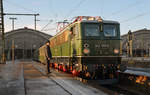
[0,61,25,95]
[0,60,108,95]
[26,61,107,95]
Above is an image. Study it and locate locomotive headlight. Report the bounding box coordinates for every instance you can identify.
[83,48,90,54]
[114,49,119,54]
[84,43,89,48]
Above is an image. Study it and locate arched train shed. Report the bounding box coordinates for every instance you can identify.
[5,28,52,60]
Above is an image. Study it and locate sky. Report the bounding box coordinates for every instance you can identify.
[3,0,150,36]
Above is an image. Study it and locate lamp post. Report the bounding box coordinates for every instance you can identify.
[12,40,15,64]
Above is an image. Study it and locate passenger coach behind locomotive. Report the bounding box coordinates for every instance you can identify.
[39,16,126,80]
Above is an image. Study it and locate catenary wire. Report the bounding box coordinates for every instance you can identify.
[107,0,145,18]
[4,0,37,13]
[121,10,150,23]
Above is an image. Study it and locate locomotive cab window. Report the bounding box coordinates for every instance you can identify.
[70,27,73,34]
[84,24,100,36]
[103,25,117,37]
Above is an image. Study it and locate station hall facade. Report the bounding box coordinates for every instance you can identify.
[121,29,150,57]
[4,27,52,60]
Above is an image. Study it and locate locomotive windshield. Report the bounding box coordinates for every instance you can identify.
[84,24,100,36]
[103,25,116,37]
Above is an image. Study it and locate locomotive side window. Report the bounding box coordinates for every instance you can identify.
[75,25,78,37]
[64,31,69,42]
[70,24,79,38]
[84,24,100,36]
[104,25,116,37]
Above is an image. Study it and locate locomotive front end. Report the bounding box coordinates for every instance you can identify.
[80,19,123,80]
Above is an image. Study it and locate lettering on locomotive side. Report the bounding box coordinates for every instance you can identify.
[95,44,109,48]
[101,44,109,48]
[95,44,101,48]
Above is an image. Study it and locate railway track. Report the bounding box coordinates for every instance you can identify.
[88,82,140,95]
[80,78,142,95]
[85,70,150,95]
[117,71,150,95]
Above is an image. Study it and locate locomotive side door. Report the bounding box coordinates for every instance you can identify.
[69,24,78,71]
[70,25,77,57]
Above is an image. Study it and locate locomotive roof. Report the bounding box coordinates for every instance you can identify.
[103,20,119,24]
[50,19,119,40]
[81,20,119,24]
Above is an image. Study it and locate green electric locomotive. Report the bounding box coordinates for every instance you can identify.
[38,16,125,80]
